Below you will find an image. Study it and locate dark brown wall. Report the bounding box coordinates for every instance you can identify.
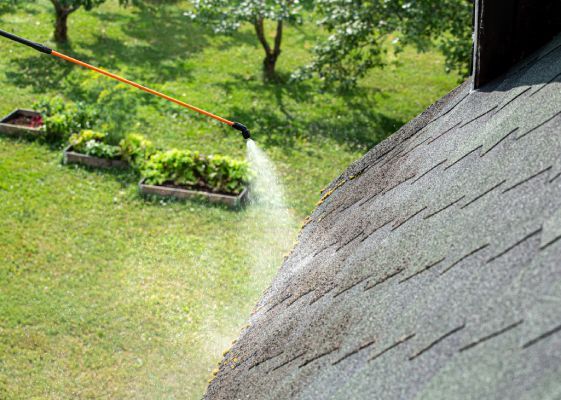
[473,0,561,88]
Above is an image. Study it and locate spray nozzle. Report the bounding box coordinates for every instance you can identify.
[232,122,251,140]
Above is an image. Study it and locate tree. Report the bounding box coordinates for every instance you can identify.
[295,0,473,89]
[49,0,106,43]
[189,0,302,81]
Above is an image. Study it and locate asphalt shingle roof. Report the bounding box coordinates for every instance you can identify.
[205,34,561,400]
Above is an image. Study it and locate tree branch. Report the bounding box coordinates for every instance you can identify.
[50,0,62,13]
[50,0,80,16]
[254,17,272,56]
[273,20,283,56]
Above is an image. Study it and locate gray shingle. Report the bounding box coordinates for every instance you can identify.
[205,34,561,400]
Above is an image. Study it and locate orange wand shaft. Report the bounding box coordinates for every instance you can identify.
[0,28,251,139]
[51,50,233,126]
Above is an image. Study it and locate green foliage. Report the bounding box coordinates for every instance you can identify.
[43,113,73,143]
[189,0,302,80]
[206,154,250,194]
[34,96,98,143]
[118,0,180,8]
[69,129,122,159]
[189,0,301,34]
[69,129,106,150]
[296,0,473,88]
[119,133,157,170]
[142,149,249,194]
[63,75,144,144]
[83,141,122,159]
[95,83,142,142]
[34,96,67,117]
[52,0,105,10]
[143,149,197,186]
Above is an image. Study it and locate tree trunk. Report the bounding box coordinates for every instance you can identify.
[51,0,79,43]
[263,53,278,81]
[54,9,69,43]
[254,18,283,82]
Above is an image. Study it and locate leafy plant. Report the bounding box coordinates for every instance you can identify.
[34,97,67,117]
[83,141,122,159]
[35,96,98,144]
[119,133,157,170]
[69,130,122,159]
[206,154,250,194]
[69,129,106,149]
[142,149,249,195]
[43,113,73,143]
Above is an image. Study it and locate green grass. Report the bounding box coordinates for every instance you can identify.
[0,1,459,398]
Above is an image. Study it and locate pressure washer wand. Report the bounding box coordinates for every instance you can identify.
[0,29,251,140]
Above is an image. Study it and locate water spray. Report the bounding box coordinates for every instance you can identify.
[0,29,251,140]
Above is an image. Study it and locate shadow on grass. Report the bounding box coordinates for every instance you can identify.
[6,6,222,91]
[85,7,257,82]
[0,2,40,17]
[216,76,404,150]
[5,52,75,93]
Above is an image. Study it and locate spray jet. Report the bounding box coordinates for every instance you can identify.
[0,29,251,140]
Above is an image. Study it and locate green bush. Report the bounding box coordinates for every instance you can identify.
[69,130,122,160]
[206,154,250,194]
[142,149,249,195]
[83,141,122,159]
[34,96,98,144]
[34,97,66,117]
[64,75,144,143]
[43,113,73,144]
[119,133,157,170]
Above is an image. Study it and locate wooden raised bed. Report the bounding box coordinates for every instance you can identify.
[63,145,128,169]
[138,178,249,208]
[0,109,44,139]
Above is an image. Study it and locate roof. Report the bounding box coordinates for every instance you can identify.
[205,34,561,399]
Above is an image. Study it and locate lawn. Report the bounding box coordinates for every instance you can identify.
[0,1,458,399]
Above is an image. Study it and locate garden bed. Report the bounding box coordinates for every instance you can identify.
[63,145,128,169]
[138,178,249,208]
[0,109,44,139]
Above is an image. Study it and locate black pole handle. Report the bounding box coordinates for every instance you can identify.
[0,29,52,54]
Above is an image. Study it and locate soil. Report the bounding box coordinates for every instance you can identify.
[6,114,43,128]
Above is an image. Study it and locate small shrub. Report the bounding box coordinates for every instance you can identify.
[34,96,98,144]
[69,130,122,160]
[207,155,250,194]
[119,133,157,170]
[43,113,73,143]
[34,97,66,117]
[142,149,249,195]
[83,141,122,159]
[66,76,144,143]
